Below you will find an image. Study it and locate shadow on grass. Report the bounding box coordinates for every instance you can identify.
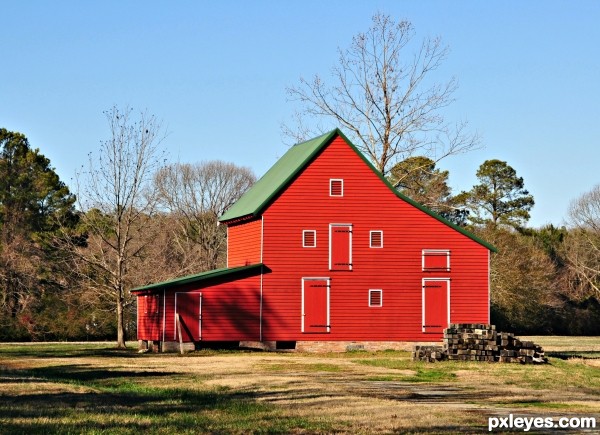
[0,364,336,435]
[0,344,142,360]
[547,351,600,360]
[27,364,177,384]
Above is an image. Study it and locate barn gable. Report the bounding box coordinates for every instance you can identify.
[219,129,495,252]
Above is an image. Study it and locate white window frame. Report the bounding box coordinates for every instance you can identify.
[369,289,383,307]
[329,178,344,197]
[369,230,383,248]
[302,230,317,248]
[422,249,451,272]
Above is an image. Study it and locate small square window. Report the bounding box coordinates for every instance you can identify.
[369,289,383,307]
[303,230,316,248]
[330,179,343,197]
[370,230,383,248]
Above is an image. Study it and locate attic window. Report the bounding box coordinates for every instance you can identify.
[369,289,383,307]
[370,230,383,248]
[330,179,343,197]
[303,230,316,248]
[422,250,450,272]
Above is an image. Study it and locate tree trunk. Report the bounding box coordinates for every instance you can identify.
[116,289,126,349]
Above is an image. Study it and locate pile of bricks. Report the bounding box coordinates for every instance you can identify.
[413,324,548,364]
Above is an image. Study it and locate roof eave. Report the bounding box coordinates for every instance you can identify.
[131,263,264,293]
[218,129,339,223]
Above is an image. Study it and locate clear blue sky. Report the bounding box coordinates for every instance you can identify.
[2,0,599,228]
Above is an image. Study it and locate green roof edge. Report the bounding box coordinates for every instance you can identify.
[219,130,337,223]
[220,128,496,252]
[333,129,497,253]
[247,130,337,221]
[131,263,264,293]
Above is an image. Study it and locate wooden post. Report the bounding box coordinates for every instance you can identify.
[176,314,184,355]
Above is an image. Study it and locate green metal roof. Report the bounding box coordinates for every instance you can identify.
[219,128,496,252]
[219,130,337,222]
[131,263,263,293]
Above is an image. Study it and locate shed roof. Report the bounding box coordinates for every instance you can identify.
[131,263,264,293]
[219,128,496,252]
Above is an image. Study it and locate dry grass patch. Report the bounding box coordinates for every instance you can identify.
[1,341,599,433]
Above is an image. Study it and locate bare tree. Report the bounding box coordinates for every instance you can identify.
[284,13,479,175]
[565,184,600,299]
[154,161,255,272]
[74,106,166,348]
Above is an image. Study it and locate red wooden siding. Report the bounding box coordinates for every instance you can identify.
[175,292,201,342]
[227,218,262,267]
[260,136,489,342]
[136,273,262,342]
[137,293,162,341]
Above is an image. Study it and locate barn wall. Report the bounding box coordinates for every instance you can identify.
[260,136,489,342]
[227,218,262,267]
[158,273,262,342]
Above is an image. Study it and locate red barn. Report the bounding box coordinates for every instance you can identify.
[133,129,495,351]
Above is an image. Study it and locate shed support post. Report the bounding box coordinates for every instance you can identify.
[176,314,185,355]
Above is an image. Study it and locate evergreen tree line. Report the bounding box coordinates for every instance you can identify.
[1,126,599,341]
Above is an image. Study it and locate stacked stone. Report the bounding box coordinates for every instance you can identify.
[412,345,447,362]
[412,324,548,364]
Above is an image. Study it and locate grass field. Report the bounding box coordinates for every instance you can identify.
[0,337,598,434]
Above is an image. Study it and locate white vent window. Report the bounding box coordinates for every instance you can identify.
[330,179,343,197]
[369,289,383,307]
[370,230,383,248]
[303,230,316,248]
